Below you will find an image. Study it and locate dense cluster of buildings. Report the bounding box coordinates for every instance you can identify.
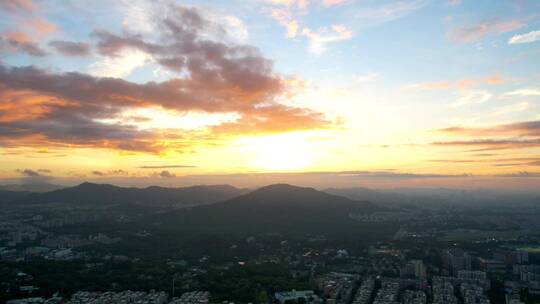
[315,272,357,304]
[401,290,426,304]
[275,290,321,304]
[351,277,374,304]
[372,280,399,304]
[0,214,120,262]
[432,276,457,304]
[68,291,169,304]
[168,291,210,304]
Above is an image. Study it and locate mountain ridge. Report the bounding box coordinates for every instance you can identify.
[12,182,247,207]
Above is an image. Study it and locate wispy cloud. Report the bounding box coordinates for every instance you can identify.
[496,171,540,178]
[447,0,462,6]
[355,0,429,25]
[450,90,492,108]
[508,29,540,44]
[439,120,540,137]
[301,25,352,54]
[269,8,300,38]
[406,74,503,90]
[266,0,352,54]
[353,72,380,83]
[433,138,540,151]
[448,19,525,43]
[138,165,197,169]
[343,171,472,179]
[434,120,540,151]
[505,88,540,96]
[322,0,348,7]
[430,157,540,168]
[267,0,309,10]
[492,102,529,116]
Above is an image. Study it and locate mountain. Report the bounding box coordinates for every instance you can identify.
[222,184,378,212]
[0,182,64,193]
[15,182,246,206]
[156,184,389,237]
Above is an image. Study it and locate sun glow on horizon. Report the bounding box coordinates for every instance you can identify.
[237,133,320,171]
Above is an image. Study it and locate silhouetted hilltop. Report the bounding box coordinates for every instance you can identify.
[156,184,382,236]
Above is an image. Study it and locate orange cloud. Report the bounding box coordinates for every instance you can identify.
[2,31,32,43]
[434,120,540,151]
[439,120,540,137]
[270,8,300,38]
[21,17,57,35]
[212,105,330,135]
[0,0,34,12]
[408,74,503,90]
[0,88,77,123]
[0,31,46,56]
[433,138,540,151]
[448,19,525,43]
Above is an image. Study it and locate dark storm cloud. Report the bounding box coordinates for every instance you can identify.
[91,170,129,176]
[15,167,55,184]
[48,40,91,56]
[157,170,176,178]
[16,168,41,177]
[0,33,47,56]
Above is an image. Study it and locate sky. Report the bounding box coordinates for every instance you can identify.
[0,0,540,189]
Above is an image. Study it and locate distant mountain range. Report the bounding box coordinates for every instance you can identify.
[0,182,64,193]
[1,182,391,239]
[6,182,247,207]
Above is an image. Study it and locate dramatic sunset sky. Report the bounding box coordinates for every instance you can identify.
[1,0,539,188]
